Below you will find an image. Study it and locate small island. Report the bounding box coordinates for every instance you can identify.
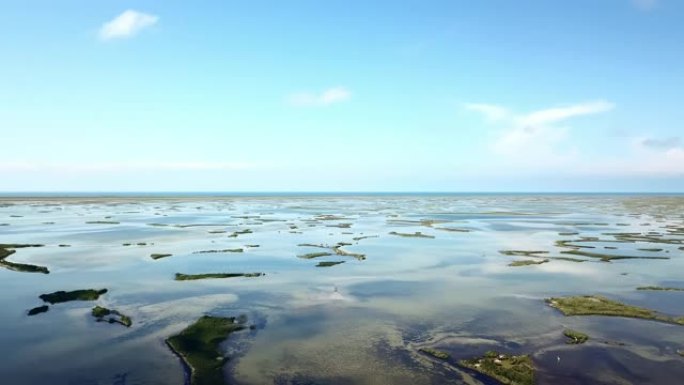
[39,289,108,304]
[458,351,534,385]
[166,315,246,385]
[27,305,49,316]
[636,286,684,292]
[298,252,333,259]
[418,347,450,360]
[508,259,549,267]
[150,253,173,260]
[563,329,589,344]
[546,295,684,325]
[91,306,132,327]
[192,248,244,254]
[175,273,264,281]
[388,231,435,239]
[316,261,345,267]
[0,245,49,274]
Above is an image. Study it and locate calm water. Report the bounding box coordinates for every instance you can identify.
[1,194,683,385]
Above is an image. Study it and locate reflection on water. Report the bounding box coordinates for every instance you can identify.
[0,194,683,385]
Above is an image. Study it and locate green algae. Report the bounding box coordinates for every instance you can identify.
[166,315,245,385]
[39,289,107,304]
[458,351,534,385]
[174,273,264,281]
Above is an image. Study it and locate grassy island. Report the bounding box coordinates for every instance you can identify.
[192,248,244,254]
[0,246,49,274]
[27,305,49,316]
[500,250,548,257]
[150,253,173,260]
[546,295,684,325]
[418,348,450,360]
[166,315,245,385]
[39,289,107,304]
[563,329,589,344]
[389,231,435,239]
[175,273,264,281]
[508,259,549,267]
[316,261,345,267]
[458,351,534,385]
[91,306,132,327]
[228,229,253,238]
[298,252,333,259]
[560,249,669,262]
[637,286,684,292]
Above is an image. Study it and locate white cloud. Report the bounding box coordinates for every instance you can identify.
[515,100,614,127]
[99,10,158,41]
[633,0,658,11]
[0,161,253,173]
[463,103,509,122]
[464,100,614,172]
[465,100,614,156]
[287,86,351,107]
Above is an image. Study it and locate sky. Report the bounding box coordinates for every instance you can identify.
[1,0,683,192]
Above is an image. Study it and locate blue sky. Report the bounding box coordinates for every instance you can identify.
[1,0,683,192]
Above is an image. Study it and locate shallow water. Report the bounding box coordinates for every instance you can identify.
[1,194,683,385]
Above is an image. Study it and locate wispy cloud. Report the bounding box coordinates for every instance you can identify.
[638,136,682,150]
[632,0,658,11]
[0,161,253,173]
[99,10,158,41]
[463,103,509,122]
[287,86,351,107]
[466,100,614,157]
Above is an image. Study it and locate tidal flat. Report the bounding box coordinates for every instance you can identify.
[1,194,684,385]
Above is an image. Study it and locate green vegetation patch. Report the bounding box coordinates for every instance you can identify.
[316,261,345,267]
[175,273,264,281]
[192,248,244,254]
[508,259,549,267]
[166,315,245,385]
[459,351,534,385]
[0,246,49,274]
[91,306,132,327]
[85,221,120,224]
[298,252,333,259]
[228,229,253,238]
[150,253,173,260]
[389,231,435,239]
[500,250,549,257]
[419,347,450,360]
[27,305,49,316]
[637,286,684,292]
[560,249,669,262]
[563,329,589,344]
[39,289,107,304]
[546,295,684,325]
